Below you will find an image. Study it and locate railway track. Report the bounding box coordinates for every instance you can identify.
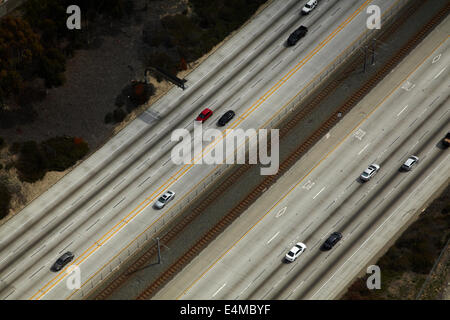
[91,0,449,300]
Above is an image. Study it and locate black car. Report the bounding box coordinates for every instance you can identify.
[443,132,450,148]
[51,251,74,272]
[287,25,308,46]
[217,110,235,126]
[322,232,342,250]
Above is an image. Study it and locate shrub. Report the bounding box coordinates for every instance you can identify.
[147,52,174,71]
[0,137,4,149]
[0,16,43,99]
[0,183,11,219]
[42,136,89,171]
[14,136,89,181]
[129,82,155,107]
[342,277,379,300]
[15,141,47,183]
[113,108,127,123]
[104,112,113,124]
[115,94,126,108]
[38,48,67,88]
[10,142,21,155]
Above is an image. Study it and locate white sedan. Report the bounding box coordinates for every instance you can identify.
[153,190,175,209]
[285,242,307,262]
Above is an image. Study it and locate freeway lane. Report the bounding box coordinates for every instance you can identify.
[154,21,450,299]
[0,0,403,299]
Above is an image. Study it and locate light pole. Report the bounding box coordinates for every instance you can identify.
[156,237,161,264]
[371,38,376,65]
[363,45,368,73]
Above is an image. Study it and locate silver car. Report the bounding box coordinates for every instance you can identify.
[153,190,175,209]
[401,156,419,171]
[285,242,307,262]
[360,164,380,182]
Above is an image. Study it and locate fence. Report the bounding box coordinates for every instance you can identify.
[69,0,412,300]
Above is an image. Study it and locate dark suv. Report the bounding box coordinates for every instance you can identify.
[322,232,342,250]
[217,110,235,126]
[51,251,74,272]
[287,26,308,46]
[443,132,450,148]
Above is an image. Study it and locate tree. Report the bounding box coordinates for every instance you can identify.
[42,136,89,171]
[130,82,154,107]
[38,48,66,88]
[113,108,127,123]
[0,183,11,219]
[15,141,48,182]
[0,16,43,98]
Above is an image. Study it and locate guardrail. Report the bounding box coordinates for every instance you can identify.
[68,0,412,300]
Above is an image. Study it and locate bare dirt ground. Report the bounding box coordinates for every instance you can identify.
[0,0,188,148]
[420,243,450,300]
[0,0,272,223]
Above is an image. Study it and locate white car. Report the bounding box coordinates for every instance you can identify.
[401,155,419,171]
[301,0,318,15]
[285,242,307,262]
[360,164,380,182]
[153,190,175,209]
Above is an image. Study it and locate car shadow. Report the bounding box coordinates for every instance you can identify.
[436,141,449,150]
[356,177,366,184]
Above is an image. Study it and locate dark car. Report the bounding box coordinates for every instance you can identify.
[287,25,308,46]
[196,108,213,123]
[217,110,235,126]
[322,232,342,250]
[51,251,74,272]
[443,132,450,148]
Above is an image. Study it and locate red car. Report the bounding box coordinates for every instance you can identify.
[196,108,213,122]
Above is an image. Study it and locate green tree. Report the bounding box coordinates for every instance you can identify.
[38,48,66,88]
[0,17,43,98]
[15,141,48,182]
[0,183,11,219]
[42,136,89,171]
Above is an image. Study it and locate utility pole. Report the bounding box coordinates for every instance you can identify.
[363,45,368,73]
[371,38,376,65]
[156,237,161,264]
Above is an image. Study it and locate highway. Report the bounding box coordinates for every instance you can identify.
[154,17,450,300]
[0,0,408,299]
